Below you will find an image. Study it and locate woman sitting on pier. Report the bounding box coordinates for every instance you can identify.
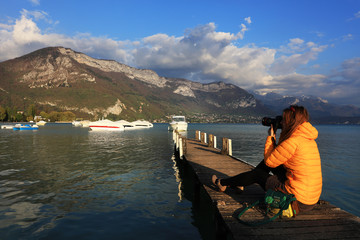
[212,105,322,213]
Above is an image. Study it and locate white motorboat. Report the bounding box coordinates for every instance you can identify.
[1,125,14,129]
[36,120,47,126]
[80,120,90,128]
[115,120,136,130]
[88,119,125,131]
[131,120,153,129]
[168,116,188,131]
[72,120,82,127]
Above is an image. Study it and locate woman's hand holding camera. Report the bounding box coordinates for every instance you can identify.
[268,125,275,137]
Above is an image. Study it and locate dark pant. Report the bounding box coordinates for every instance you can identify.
[219,160,315,212]
[220,159,286,191]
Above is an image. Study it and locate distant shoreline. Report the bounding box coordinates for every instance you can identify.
[0,121,359,126]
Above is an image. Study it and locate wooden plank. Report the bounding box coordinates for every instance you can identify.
[181,138,360,240]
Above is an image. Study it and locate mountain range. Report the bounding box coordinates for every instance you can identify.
[0,47,359,124]
[253,92,360,124]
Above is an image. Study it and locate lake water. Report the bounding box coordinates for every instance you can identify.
[0,123,359,239]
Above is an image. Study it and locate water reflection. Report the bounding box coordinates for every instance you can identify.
[171,154,183,202]
[4,202,43,228]
[0,123,202,239]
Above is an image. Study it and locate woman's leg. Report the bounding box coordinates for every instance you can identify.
[220,169,270,189]
[219,160,272,190]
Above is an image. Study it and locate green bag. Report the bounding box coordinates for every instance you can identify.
[237,189,297,226]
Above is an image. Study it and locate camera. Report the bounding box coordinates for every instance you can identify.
[262,116,282,129]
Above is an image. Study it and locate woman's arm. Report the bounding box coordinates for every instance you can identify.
[264,132,297,168]
[264,125,276,160]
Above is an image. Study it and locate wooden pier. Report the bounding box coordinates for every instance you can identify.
[173,131,360,239]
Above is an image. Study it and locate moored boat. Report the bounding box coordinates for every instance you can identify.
[72,120,82,127]
[88,119,125,131]
[36,120,47,126]
[168,116,188,131]
[1,125,14,129]
[115,120,136,130]
[131,120,153,129]
[13,124,39,131]
[80,120,90,128]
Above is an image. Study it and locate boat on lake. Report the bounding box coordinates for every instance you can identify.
[72,120,82,127]
[131,120,153,129]
[88,119,125,131]
[115,120,136,130]
[168,116,188,131]
[80,120,90,128]
[1,125,14,129]
[13,124,39,131]
[89,119,153,131]
[36,120,47,126]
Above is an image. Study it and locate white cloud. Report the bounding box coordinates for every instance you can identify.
[258,73,326,95]
[244,17,251,24]
[336,58,360,85]
[29,0,40,5]
[132,22,275,89]
[347,10,360,21]
[314,31,325,38]
[21,9,48,21]
[259,58,360,106]
[315,58,360,105]
[354,10,360,19]
[270,38,327,75]
[342,33,353,41]
[0,10,131,63]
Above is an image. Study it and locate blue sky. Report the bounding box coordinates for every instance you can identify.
[1,0,360,107]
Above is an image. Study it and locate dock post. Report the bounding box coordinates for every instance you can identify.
[228,139,232,156]
[221,138,232,155]
[181,137,187,156]
[196,130,201,141]
[208,134,214,148]
[208,134,217,148]
[221,138,227,155]
[176,131,180,150]
[179,136,183,159]
[200,132,206,143]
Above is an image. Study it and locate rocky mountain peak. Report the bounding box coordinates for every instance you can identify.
[57,47,168,87]
[13,47,169,89]
[19,47,95,88]
[16,47,245,96]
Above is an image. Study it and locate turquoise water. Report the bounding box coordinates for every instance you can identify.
[0,123,359,239]
[314,125,360,218]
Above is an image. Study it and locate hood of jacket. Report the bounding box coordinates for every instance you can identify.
[292,122,318,140]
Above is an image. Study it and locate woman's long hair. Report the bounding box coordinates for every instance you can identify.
[278,105,310,144]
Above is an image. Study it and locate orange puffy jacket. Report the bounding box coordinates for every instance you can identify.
[264,122,322,205]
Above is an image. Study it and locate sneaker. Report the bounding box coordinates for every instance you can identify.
[212,175,227,192]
